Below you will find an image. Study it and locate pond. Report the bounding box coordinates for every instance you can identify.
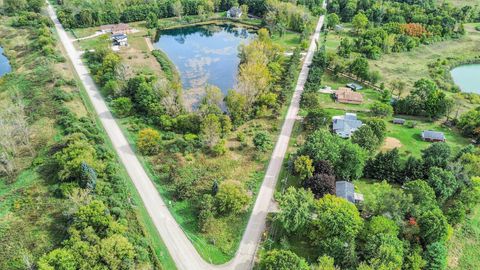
[450,64,480,94]
[154,23,255,107]
[0,46,11,77]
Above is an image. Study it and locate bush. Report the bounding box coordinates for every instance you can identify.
[260,249,310,270]
[136,128,161,155]
[370,101,393,118]
[253,131,273,152]
[111,97,133,117]
[215,181,250,215]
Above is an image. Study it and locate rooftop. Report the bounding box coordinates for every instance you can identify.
[332,113,363,138]
[422,130,446,141]
[335,87,363,104]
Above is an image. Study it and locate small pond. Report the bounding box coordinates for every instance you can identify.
[154,23,255,107]
[0,46,11,77]
[450,64,480,93]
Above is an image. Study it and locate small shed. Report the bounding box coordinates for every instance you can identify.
[421,130,446,142]
[334,24,344,31]
[392,118,406,125]
[112,34,128,46]
[336,181,364,204]
[346,83,363,91]
[227,7,242,18]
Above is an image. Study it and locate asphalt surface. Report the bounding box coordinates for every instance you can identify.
[48,2,325,269]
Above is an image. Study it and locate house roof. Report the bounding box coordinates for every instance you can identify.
[346,83,363,90]
[228,6,242,17]
[393,118,406,124]
[335,87,363,104]
[422,130,445,141]
[332,113,363,138]
[336,181,355,203]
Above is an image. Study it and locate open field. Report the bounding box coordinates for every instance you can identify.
[324,23,480,91]
[448,205,480,269]
[369,23,480,89]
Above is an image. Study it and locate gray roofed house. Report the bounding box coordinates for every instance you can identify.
[332,113,363,138]
[227,7,243,18]
[422,130,446,142]
[336,181,363,204]
[392,118,406,125]
[346,83,363,91]
[112,33,128,46]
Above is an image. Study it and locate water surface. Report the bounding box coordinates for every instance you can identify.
[154,23,255,106]
[450,64,480,93]
[0,46,11,77]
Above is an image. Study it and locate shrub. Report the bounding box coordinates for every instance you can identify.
[215,181,250,215]
[111,97,133,117]
[253,131,273,152]
[136,128,161,155]
[370,101,393,117]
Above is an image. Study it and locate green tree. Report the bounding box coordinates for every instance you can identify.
[364,149,402,183]
[362,181,412,225]
[38,249,77,270]
[327,13,340,29]
[337,38,353,58]
[216,181,250,215]
[424,242,447,270]
[73,200,112,234]
[253,131,273,152]
[54,136,98,181]
[336,141,366,181]
[352,12,369,34]
[427,167,458,203]
[422,142,451,170]
[369,101,393,118]
[348,57,370,81]
[351,125,379,152]
[225,90,248,126]
[309,194,363,268]
[304,108,329,132]
[260,249,310,270]
[200,114,222,149]
[111,97,133,117]
[313,255,337,270]
[137,128,161,155]
[294,155,314,180]
[99,234,135,270]
[418,209,449,245]
[276,187,314,233]
[364,118,386,144]
[359,217,403,269]
[145,12,158,29]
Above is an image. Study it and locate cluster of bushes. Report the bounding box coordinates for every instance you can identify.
[329,0,472,59]
[394,78,453,119]
[263,0,314,34]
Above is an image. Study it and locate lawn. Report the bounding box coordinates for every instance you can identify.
[448,205,480,269]
[271,31,303,51]
[383,119,470,157]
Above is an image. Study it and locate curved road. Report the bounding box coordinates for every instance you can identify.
[47,2,326,269]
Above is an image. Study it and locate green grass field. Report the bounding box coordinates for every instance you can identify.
[448,205,480,269]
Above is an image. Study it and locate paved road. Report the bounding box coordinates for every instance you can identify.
[48,2,325,269]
